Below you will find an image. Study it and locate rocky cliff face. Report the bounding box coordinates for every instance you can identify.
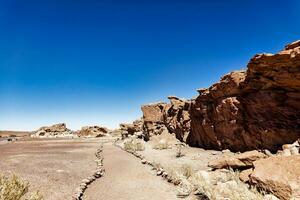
[189,40,300,152]
[141,97,191,142]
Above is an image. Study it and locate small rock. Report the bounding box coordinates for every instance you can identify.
[282,149,292,156]
[141,159,146,164]
[290,147,299,155]
[222,149,231,154]
[157,170,163,176]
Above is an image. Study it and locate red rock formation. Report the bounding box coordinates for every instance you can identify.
[141,97,191,142]
[189,41,300,152]
[164,96,191,142]
[77,126,108,137]
[249,155,300,200]
[141,102,169,140]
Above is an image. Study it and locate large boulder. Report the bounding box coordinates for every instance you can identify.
[189,41,300,152]
[77,126,108,137]
[249,155,300,200]
[208,150,267,170]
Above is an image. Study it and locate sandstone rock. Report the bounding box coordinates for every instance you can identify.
[189,41,300,152]
[120,119,143,139]
[141,97,192,142]
[31,123,74,138]
[249,155,300,200]
[208,150,267,170]
[77,126,108,137]
[141,102,169,140]
[281,139,300,156]
[164,96,191,142]
[142,102,167,122]
[239,168,253,183]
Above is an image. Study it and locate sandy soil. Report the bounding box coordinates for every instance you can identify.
[0,138,102,200]
[0,130,31,137]
[141,139,224,172]
[83,143,179,200]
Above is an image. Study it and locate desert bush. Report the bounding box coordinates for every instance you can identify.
[0,174,43,200]
[165,164,194,185]
[190,169,264,200]
[180,164,194,179]
[152,139,170,150]
[123,139,145,152]
[175,145,184,158]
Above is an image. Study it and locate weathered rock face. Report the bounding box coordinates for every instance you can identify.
[249,155,300,200]
[141,97,191,142]
[141,102,169,140]
[77,126,108,137]
[189,41,300,152]
[164,96,191,142]
[32,123,73,138]
[119,119,143,139]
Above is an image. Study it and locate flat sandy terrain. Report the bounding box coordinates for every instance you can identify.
[0,130,31,138]
[0,138,102,200]
[84,144,179,200]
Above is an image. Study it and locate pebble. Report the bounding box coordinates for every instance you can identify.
[141,159,146,164]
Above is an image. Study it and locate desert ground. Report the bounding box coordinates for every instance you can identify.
[0,136,192,200]
[0,138,102,199]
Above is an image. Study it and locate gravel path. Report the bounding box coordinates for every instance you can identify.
[83,143,179,200]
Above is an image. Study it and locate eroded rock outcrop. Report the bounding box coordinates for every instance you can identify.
[120,119,143,139]
[189,41,300,152]
[31,123,74,138]
[141,102,169,140]
[77,126,109,137]
[164,96,192,142]
[141,97,191,142]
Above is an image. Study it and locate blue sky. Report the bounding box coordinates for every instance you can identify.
[0,0,299,131]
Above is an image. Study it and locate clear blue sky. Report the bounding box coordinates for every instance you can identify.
[0,0,299,131]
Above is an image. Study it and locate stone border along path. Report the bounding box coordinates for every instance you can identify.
[113,141,191,198]
[72,143,105,200]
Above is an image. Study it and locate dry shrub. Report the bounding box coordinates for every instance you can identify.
[123,139,145,152]
[166,164,194,185]
[175,145,184,158]
[190,169,264,200]
[152,139,170,150]
[0,174,43,200]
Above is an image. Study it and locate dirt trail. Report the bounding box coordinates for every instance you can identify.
[83,144,179,200]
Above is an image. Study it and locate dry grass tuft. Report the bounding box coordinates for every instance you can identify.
[0,174,43,200]
[190,169,265,200]
[175,145,184,158]
[123,139,145,152]
[165,164,194,185]
[152,139,170,150]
